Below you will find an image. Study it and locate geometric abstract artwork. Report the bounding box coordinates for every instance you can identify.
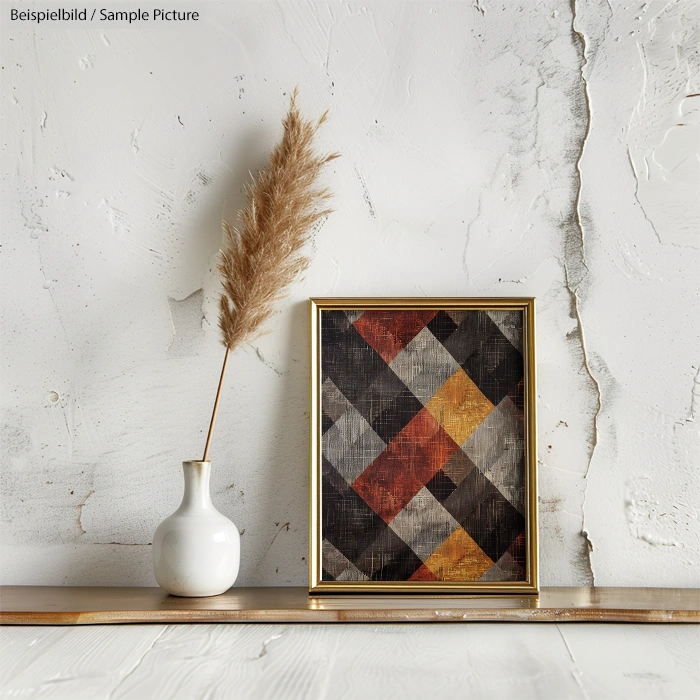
[310,299,538,594]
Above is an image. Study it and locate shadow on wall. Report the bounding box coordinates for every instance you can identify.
[182,124,279,289]
[239,299,311,586]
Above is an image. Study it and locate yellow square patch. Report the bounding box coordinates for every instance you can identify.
[425,368,494,445]
[424,526,493,580]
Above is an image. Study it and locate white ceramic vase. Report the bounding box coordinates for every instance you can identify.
[153,460,240,597]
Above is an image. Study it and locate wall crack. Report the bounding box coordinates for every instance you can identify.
[567,0,601,586]
[252,346,285,377]
[683,366,700,424]
[570,0,592,273]
[77,490,95,536]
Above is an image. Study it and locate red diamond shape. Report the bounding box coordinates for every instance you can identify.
[409,563,439,581]
[353,310,438,364]
[352,408,459,523]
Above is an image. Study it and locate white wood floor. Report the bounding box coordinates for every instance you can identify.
[1,624,698,699]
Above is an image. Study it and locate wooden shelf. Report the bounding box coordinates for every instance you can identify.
[1,586,698,624]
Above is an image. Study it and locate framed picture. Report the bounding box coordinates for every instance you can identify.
[309,298,537,594]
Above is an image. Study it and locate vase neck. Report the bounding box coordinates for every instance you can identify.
[179,461,213,510]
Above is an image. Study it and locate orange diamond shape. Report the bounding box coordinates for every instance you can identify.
[425,368,494,445]
[424,526,493,581]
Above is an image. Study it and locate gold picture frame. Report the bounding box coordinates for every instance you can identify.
[310,298,538,595]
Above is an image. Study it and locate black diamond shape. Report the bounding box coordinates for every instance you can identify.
[321,412,334,435]
[351,525,418,580]
[442,467,495,524]
[466,349,523,408]
[369,539,423,581]
[352,364,409,426]
[441,311,483,365]
[460,491,525,564]
[507,377,525,413]
[508,533,526,571]
[369,387,423,443]
[425,469,457,503]
[321,459,389,564]
[442,468,525,562]
[321,310,388,405]
[427,310,459,344]
[443,311,523,406]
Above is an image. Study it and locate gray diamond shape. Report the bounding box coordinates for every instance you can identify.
[442,448,477,487]
[389,327,460,405]
[478,551,522,581]
[388,487,460,562]
[322,404,386,484]
[345,310,364,323]
[323,539,369,581]
[483,445,525,515]
[461,396,524,513]
[461,395,521,470]
[487,310,523,352]
[322,378,351,422]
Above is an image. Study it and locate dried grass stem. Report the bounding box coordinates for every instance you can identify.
[202,90,338,460]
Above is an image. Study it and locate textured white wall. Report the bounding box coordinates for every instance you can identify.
[1,0,698,587]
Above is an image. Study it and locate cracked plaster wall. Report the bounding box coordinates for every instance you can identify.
[1,0,698,587]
